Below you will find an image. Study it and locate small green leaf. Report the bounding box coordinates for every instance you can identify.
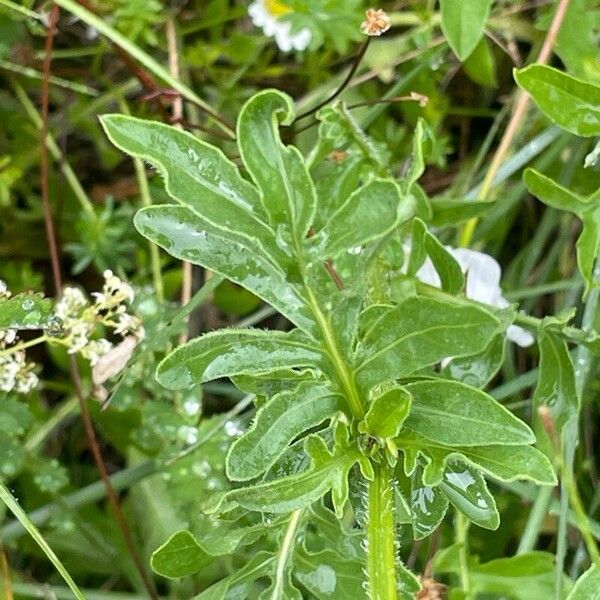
[403,119,427,192]
[313,178,414,259]
[515,65,600,137]
[317,101,389,174]
[429,197,495,227]
[440,0,493,61]
[294,546,365,600]
[358,385,411,439]
[533,327,579,457]
[524,168,600,295]
[463,38,498,87]
[194,551,275,599]
[439,460,499,530]
[568,565,600,599]
[134,205,315,333]
[150,530,212,579]
[356,296,500,391]
[410,463,449,540]
[237,90,316,243]
[404,380,535,447]
[209,433,363,516]
[434,550,567,600]
[0,293,53,329]
[0,396,33,437]
[156,328,322,390]
[523,168,588,213]
[408,218,464,294]
[227,382,344,481]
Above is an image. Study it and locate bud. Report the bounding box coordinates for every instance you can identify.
[360,8,391,37]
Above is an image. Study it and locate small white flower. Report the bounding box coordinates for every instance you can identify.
[0,329,17,345]
[55,287,89,321]
[0,279,9,298]
[67,321,93,354]
[416,247,535,348]
[114,313,144,338]
[94,270,135,309]
[0,351,38,394]
[81,339,113,366]
[15,370,38,394]
[248,0,312,52]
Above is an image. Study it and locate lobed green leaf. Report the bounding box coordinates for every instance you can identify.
[237,90,316,243]
[156,328,322,390]
[355,296,500,391]
[134,205,315,333]
[227,382,344,481]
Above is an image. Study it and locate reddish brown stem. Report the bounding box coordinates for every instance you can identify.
[40,4,63,293]
[39,6,157,597]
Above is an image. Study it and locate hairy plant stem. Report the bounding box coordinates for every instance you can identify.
[367,461,398,600]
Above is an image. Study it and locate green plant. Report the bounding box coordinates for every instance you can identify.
[98,88,566,598]
[2,1,600,598]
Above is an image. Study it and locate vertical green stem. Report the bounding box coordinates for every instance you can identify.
[517,486,553,554]
[367,461,397,600]
[0,483,85,599]
[555,261,600,596]
[456,512,472,599]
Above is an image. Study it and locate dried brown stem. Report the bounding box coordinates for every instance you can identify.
[0,545,13,600]
[460,0,574,246]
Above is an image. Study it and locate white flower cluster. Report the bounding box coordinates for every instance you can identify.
[0,280,39,394]
[0,271,144,395]
[0,350,38,394]
[56,270,144,365]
